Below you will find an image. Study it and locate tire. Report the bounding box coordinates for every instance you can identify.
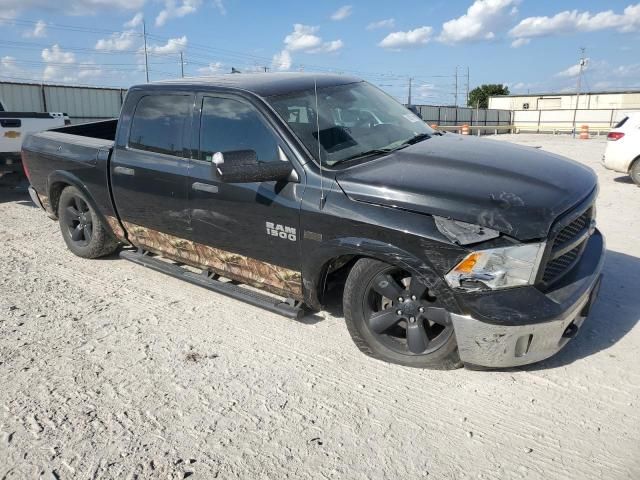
[630,157,640,186]
[343,258,462,369]
[58,186,119,259]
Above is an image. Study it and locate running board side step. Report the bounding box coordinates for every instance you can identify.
[119,249,305,319]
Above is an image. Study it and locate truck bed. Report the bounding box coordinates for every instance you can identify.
[21,119,119,220]
[50,119,118,141]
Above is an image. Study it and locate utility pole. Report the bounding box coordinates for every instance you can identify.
[180,52,185,78]
[407,77,412,106]
[143,20,149,83]
[572,47,586,138]
[465,66,470,107]
[454,66,458,107]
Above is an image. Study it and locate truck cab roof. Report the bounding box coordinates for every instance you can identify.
[146,72,363,97]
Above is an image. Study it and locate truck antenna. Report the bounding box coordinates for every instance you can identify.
[314,77,325,209]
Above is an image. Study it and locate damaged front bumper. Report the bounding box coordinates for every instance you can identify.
[450,230,605,368]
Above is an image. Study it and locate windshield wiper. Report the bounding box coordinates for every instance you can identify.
[400,132,432,146]
[333,133,432,164]
[338,148,394,163]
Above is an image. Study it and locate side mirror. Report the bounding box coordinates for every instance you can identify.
[214,150,294,183]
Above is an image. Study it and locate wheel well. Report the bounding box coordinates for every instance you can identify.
[630,155,640,173]
[318,255,361,309]
[48,181,71,217]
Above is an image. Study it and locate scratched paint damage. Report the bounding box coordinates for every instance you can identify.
[123,221,303,299]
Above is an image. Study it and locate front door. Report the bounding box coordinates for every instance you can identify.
[187,93,304,298]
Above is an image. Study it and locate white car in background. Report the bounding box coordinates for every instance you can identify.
[603,112,640,185]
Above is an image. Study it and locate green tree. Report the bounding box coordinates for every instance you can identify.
[467,84,510,109]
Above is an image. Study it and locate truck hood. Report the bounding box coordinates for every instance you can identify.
[335,135,597,241]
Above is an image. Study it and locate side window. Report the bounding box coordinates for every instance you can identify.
[129,95,191,157]
[200,97,280,163]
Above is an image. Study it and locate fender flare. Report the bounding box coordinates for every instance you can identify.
[302,236,461,313]
[46,170,120,240]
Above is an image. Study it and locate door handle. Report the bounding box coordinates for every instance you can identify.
[192,182,218,194]
[114,166,135,176]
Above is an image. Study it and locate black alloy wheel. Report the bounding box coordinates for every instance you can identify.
[61,194,94,247]
[362,266,454,356]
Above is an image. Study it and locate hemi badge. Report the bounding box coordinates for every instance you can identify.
[4,131,20,138]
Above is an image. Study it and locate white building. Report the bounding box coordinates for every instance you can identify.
[489,90,640,132]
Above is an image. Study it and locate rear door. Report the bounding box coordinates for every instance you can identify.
[111,91,194,239]
[187,93,305,297]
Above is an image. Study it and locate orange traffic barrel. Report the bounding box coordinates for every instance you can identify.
[461,124,470,135]
[580,125,589,139]
[431,124,438,129]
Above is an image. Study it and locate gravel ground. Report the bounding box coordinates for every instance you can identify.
[1,134,638,479]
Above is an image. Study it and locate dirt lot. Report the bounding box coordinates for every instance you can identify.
[1,134,638,479]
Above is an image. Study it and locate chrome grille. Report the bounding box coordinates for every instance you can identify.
[541,206,593,286]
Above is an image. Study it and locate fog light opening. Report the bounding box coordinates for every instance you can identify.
[562,322,579,339]
[514,334,533,358]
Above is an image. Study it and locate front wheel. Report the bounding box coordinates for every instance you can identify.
[343,258,462,369]
[58,186,118,259]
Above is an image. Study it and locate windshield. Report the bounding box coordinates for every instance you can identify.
[267,81,434,166]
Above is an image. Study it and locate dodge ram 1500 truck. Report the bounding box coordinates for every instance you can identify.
[22,73,604,369]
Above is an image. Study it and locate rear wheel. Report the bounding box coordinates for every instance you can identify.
[630,157,640,186]
[58,186,118,258]
[343,258,462,369]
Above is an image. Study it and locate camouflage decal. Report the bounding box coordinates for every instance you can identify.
[122,221,303,299]
[38,194,51,212]
[104,215,127,242]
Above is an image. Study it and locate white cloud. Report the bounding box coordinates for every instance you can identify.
[125,12,144,28]
[156,0,201,27]
[0,10,19,25]
[23,20,47,38]
[95,31,138,51]
[509,3,640,43]
[555,59,589,78]
[284,24,322,51]
[331,5,352,21]
[42,44,76,64]
[310,40,344,53]
[367,18,395,30]
[438,0,519,44]
[41,45,76,81]
[272,50,292,71]
[378,26,433,49]
[148,36,188,54]
[1,56,19,71]
[197,61,224,75]
[510,37,530,48]
[282,24,343,54]
[2,0,145,17]
[212,0,226,15]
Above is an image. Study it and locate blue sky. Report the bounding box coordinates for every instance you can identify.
[0,0,639,105]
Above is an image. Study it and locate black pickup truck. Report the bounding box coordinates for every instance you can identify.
[22,73,604,369]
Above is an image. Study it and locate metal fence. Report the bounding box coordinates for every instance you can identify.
[512,108,639,132]
[0,81,125,124]
[411,105,512,127]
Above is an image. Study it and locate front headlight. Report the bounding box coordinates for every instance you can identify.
[445,242,546,291]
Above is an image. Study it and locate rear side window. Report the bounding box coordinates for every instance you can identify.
[614,117,628,129]
[199,97,279,163]
[129,95,191,157]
